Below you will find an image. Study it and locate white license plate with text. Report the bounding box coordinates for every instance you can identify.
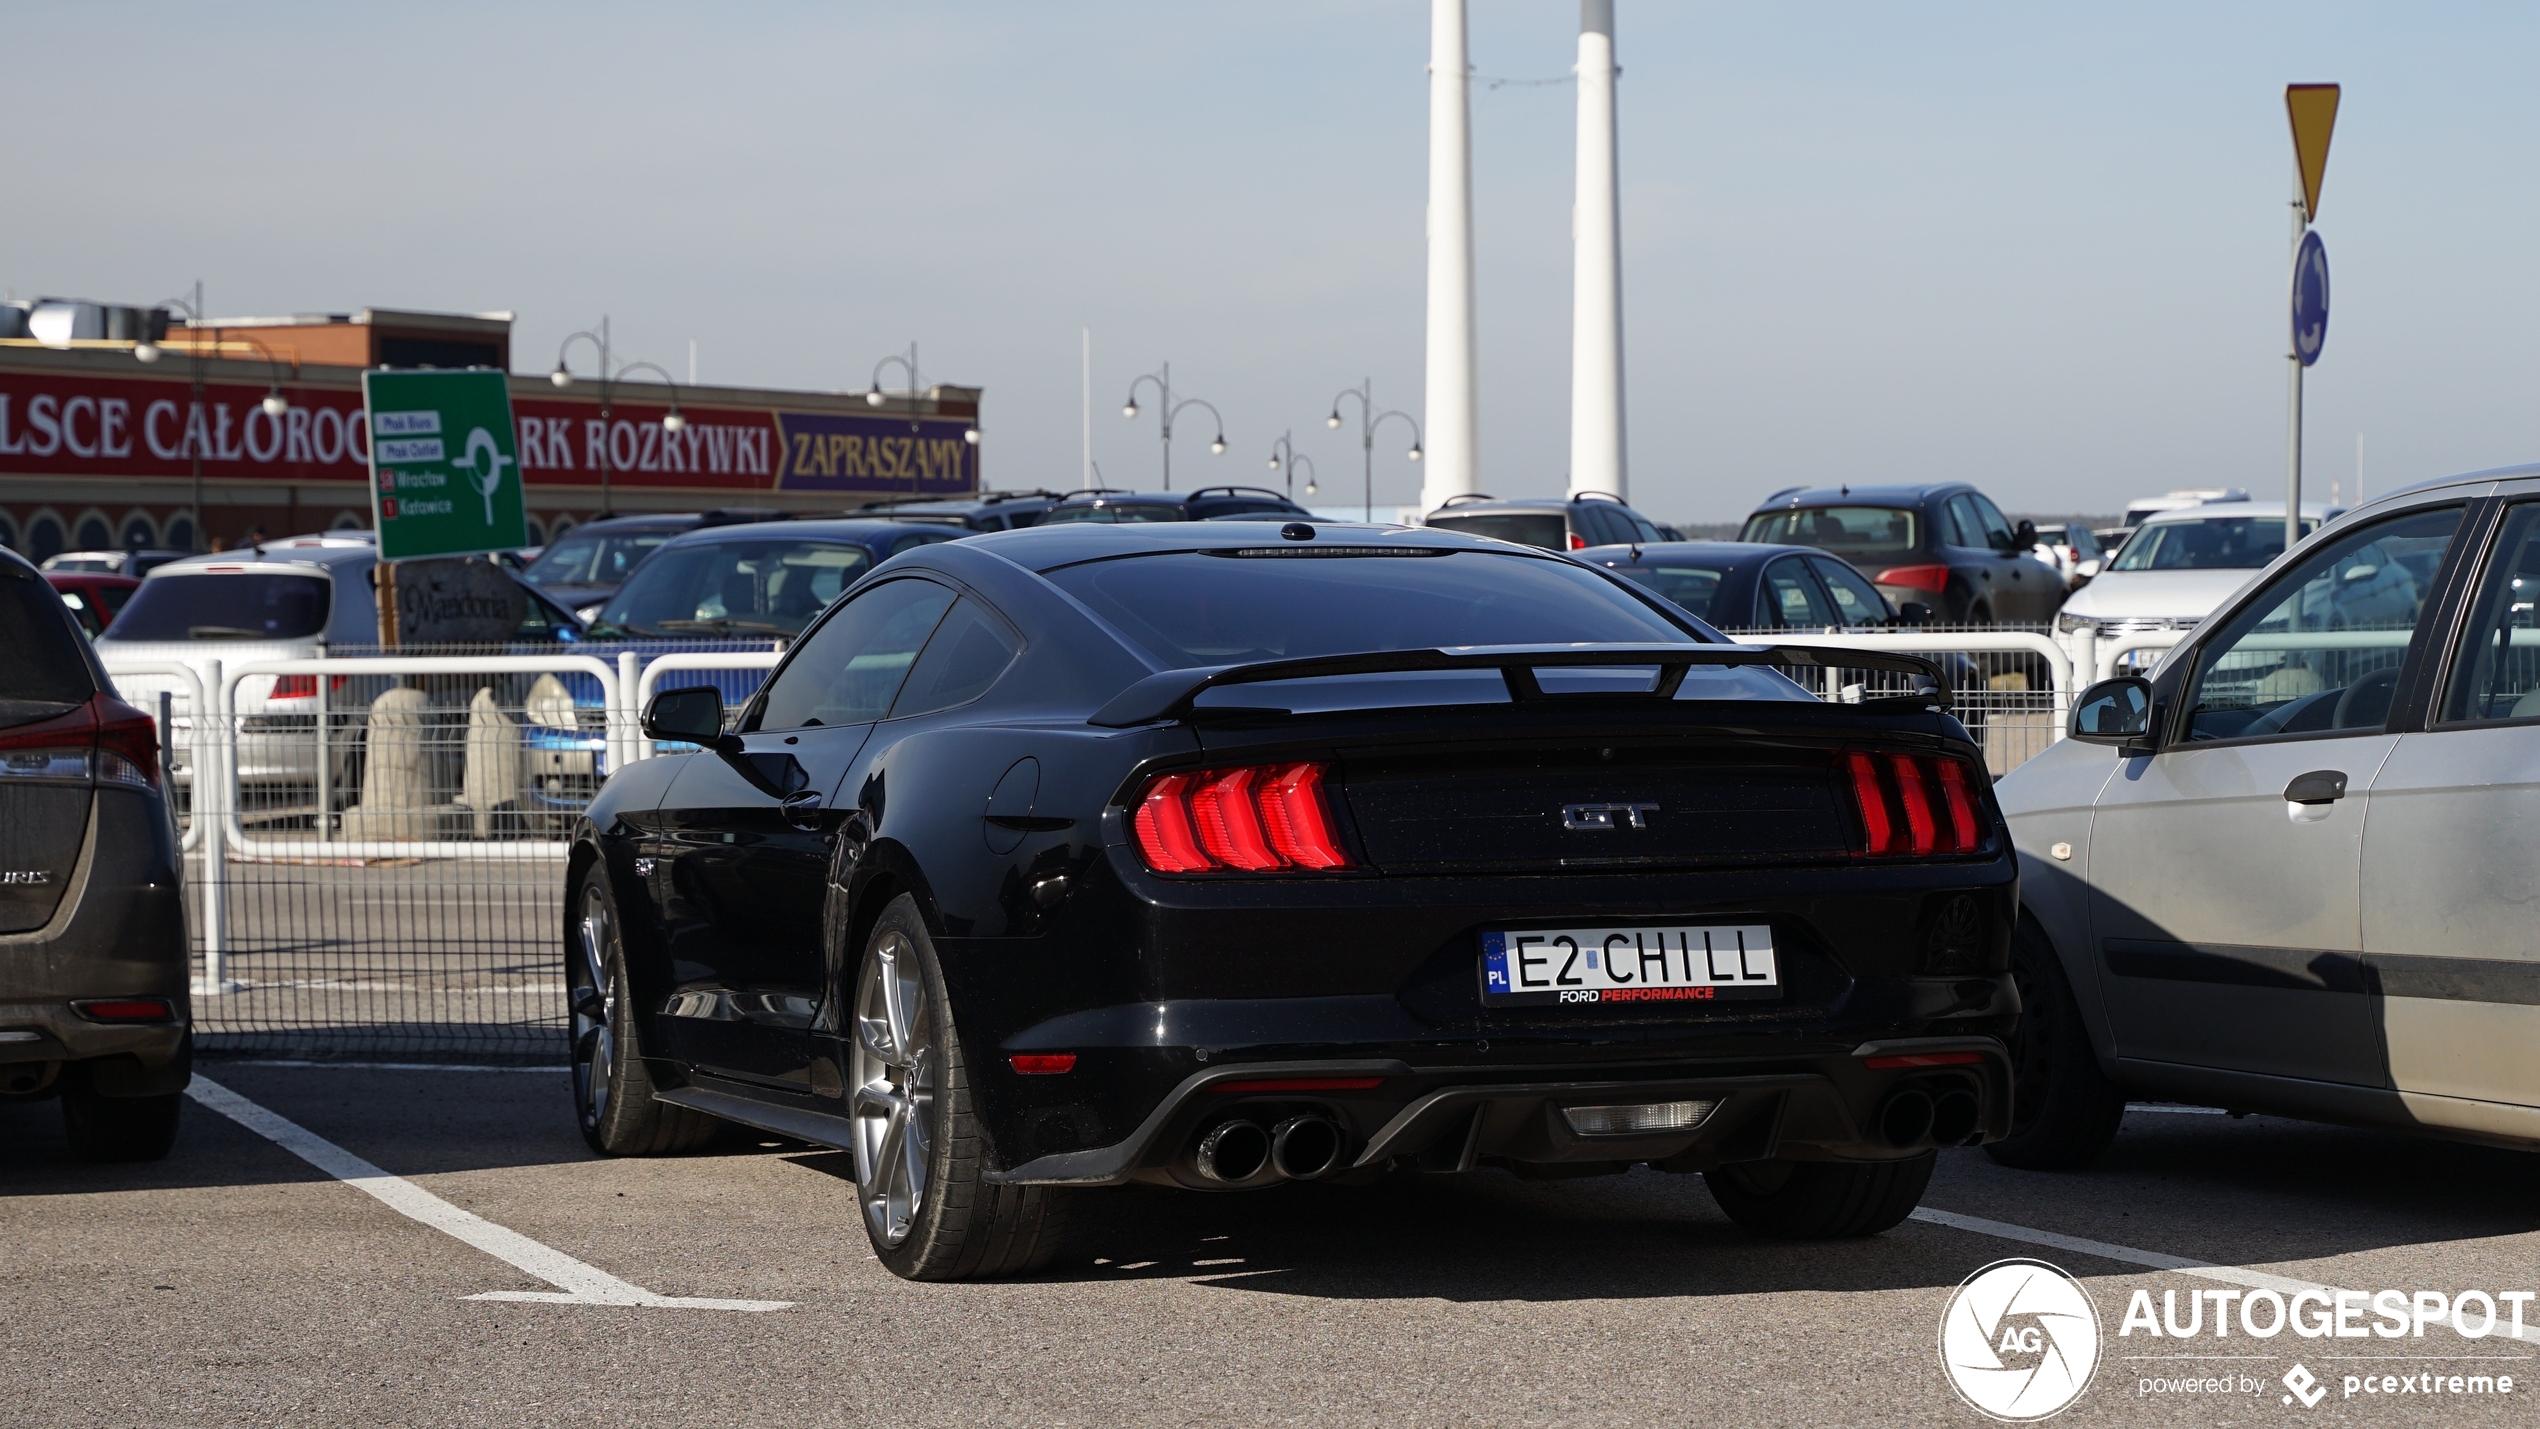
[1480,925,1779,1007]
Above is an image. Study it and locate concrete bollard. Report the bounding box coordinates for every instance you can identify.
[460,686,524,840]
[341,686,436,841]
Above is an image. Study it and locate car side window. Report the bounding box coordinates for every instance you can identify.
[751,578,957,731]
[887,530,951,556]
[2439,502,2540,723]
[1970,494,2017,551]
[1627,512,1665,543]
[1759,557,1837,628]
[890,598,1022,718]
[1809,557,1888,626]
[1933,498,1971,548]
[2181,506,2463,743]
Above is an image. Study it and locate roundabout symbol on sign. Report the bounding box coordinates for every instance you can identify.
[1938,1257,2102,1421]
[2292,229,2330,367]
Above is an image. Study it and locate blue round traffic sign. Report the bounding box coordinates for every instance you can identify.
[2292,230,2330,366]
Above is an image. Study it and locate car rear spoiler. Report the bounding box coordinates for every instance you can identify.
[1087,642,1950,728]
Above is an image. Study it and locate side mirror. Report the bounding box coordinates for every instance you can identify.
[2070,676,2154,747]
[2014,519,2040,551]
[1893,601,1935,626]
[643,685,732,750]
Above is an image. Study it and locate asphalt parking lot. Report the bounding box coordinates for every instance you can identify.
[7,1064,2538,1428]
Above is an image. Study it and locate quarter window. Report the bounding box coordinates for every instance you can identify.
[751,579,957,731]
[2439,503,2540,724]
[1809,557,1889,626]
[1759,557,1837,628]
[890,599,1021,718]
[2181,507,2462,743]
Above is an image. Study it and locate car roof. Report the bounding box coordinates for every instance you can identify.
[2136,500,2336,524]
[960,518,1562,575]
[44,570,140,587]
[856,490,1058,513]
[143,541,380,577]
[1746,483,1968,512]
[1579,539,1811,567]
[653,517,949,547]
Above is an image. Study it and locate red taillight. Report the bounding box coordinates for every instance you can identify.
[1872,563,1951,596]
[1213,1076,1385,1094]
[94,698,161,790]
[1008,1054,1076,1075]
[72,997,177,1023]
[1131,762,1353,875]
[1862,1051,1985,1070]
[1845,751,1985,858]
[269,674,349,700]
[0,694,158,791]
[1568,532,1587,550]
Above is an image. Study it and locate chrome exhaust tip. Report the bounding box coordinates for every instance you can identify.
[1269,1115,1346,1180]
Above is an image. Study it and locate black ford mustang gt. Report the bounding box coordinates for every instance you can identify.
[566,520,2018,1280]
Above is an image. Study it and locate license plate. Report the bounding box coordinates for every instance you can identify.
[1480,925,1779,1007]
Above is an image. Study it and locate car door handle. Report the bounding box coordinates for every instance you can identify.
[2283,770,2349,805]
[779,789,824,828]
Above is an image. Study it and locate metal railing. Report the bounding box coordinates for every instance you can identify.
[1727,627,2074,776]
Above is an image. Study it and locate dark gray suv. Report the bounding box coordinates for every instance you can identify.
[0,548,191,1160]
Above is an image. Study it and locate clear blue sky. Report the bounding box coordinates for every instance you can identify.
[9,3,2536,521]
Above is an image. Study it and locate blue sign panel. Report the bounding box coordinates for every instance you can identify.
[2292,230,2330,367]
[773,410,978,495]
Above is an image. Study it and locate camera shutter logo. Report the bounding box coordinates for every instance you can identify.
[1939,1258,2101,1421]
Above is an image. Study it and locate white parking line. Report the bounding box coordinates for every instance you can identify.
[1912,1206,2539,1345]
[186,1075,790,1312]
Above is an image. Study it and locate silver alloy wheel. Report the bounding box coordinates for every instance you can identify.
[850,928,936,1248]
[571,884,615,1130]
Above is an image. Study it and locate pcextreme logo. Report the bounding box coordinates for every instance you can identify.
[1939,1259,2103,1421]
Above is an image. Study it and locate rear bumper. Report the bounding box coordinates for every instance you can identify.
[983,1035,2009,1187]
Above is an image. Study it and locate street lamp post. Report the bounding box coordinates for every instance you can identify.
[135,285,296,550]
[1266,431,1320,502]
[552,318,689,517]
[867,343,984,499]
[1326,379,1423,523]
[1121,363,1226,491]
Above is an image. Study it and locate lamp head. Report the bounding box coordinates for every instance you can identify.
[1325,412,1342,429]
[866,390,886,407]
[550,363,573,389]
[1209,436,1226,455]
[662,411,686,433]
[134,343,161,364]
[1304,478,1318,496]
[963,428,981,445]
[261,392,289,418]
[1122,401,1138,419]
[1267,454,1280,470]
[1408,444,1423,462]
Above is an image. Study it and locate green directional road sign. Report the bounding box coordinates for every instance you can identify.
[361,369,527,561]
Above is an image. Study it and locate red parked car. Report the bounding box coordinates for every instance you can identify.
[44,572,141,638]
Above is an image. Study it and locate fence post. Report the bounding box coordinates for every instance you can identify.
[199,656,227,994]
[314,649,331,842]
[617,649,640,769]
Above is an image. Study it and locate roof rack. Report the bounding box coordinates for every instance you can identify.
[1188,486,1290,501]
[1055,487,1125,501]
[1762,486,1806,504]
[981,489,1063,503]
[1436,492,1498,508]
[1570,490,1626,505]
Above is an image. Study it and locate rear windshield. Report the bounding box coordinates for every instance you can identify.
[1616,565,1732,623]
[1424,512,1566,551]
[2110,516,2316,572]
[1739,506,1918,561]
[524,526,678,588]
[1045,549,1693,669]
[1038,504,1186,524]
[45,556,120,573]
[108,572,332,641]
[0,564,95,725]
[594,539,872,638]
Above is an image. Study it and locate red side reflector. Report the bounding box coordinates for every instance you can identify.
[1844,751,1894,856]
[72,997,177,1023]
[1935,758,1980,855]
[1862,1051,1986,1069]
[1008,1054,1076,1075]
[1130,762,1352,874]
[1889,754,1938,856]
[1870,563,1951,596]
[1212,1076,1385,1094]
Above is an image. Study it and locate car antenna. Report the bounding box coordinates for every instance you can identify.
[1839,484,1849,497]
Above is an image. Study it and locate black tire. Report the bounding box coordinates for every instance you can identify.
[569,863,720,1157]
[61,1073,180,1162]
[1986,917,2126,1170]
[1704,1153,1934,1238]
[851,894,1069,1281]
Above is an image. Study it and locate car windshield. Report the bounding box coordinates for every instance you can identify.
[592,539,871,637]
[523,526,678,588]
[1423,512,1567,551]
[1045,549,1693,668]
[106,572,331,641]
[2111,516,2316,572]
[0,564,95,726]
[1038,504,1185,524]
[1615,564,1733,623]
[1740,506,1918,561]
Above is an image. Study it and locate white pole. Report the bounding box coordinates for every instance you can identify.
[688,339,697,387]
[2354,431,2364,504]
[199,656,226,993]
[1420,0,1480,514]
[1081,327,1092,489]
[2285,169,2305,555]
[1569,0,1626,501]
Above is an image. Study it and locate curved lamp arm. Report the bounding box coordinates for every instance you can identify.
[611,360,688,431]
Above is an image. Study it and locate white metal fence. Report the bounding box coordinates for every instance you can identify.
[108,630,2145,1061]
